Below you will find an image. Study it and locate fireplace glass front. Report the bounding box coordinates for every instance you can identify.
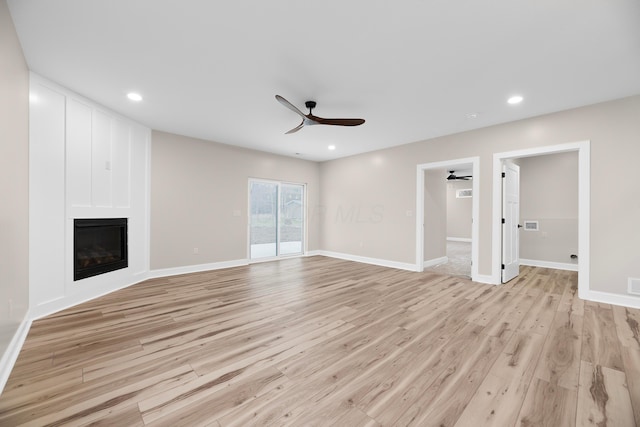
[74,218,128,280]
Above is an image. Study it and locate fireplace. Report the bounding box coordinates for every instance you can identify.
[74,218,128,281]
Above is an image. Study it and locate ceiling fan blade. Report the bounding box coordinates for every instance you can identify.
[285,121,305,134]
[275,95,306,119]
[312,117,365,127]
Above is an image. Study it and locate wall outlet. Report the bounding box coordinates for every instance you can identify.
[193,247,199,254]
[359,242,364,248]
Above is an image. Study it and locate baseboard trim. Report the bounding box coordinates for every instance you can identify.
[0,313,32,394]
[30,277,151,320]
[447,237,472,243]
[520,259,578,272]
[584,290,640,309]
[423,256,448,268]
[148,259,249,280]
[474,274,498,285]
[316,251,417,272]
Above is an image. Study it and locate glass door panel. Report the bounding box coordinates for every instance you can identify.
[279,184,304,255]
[249,181,278,259]
[249,180,305,260]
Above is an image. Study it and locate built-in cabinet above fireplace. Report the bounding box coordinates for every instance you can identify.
[29,73,150,318]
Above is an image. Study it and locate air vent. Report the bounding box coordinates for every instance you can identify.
[523,221,539,231]
[629,278,640,295]
[456,189,472,198]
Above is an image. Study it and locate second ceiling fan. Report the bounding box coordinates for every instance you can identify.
[276,95,365,134]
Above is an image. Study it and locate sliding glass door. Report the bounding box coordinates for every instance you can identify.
[249,180,305,260]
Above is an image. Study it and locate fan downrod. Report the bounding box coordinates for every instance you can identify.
[305,101,317,113]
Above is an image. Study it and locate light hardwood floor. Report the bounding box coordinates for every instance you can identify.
[1,256,639,426]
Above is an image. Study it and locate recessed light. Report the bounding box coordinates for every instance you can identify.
[328,145,336,151]
[507,95,523,105]
[127,92,143,102]
[466,112,479,119]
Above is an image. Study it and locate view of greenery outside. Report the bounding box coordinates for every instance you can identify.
[250,182,303,246]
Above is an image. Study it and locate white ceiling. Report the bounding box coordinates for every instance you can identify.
[8,1,640,162]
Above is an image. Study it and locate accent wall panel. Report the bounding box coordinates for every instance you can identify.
[29,73,151,319]
[111,117,131,208]
[91,110,112,207]
[29,82,66,306]
[66,99,93,207]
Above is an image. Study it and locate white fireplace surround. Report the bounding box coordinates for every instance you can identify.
[29,74,151,320]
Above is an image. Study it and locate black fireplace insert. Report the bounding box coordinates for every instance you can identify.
[74,218,128,281]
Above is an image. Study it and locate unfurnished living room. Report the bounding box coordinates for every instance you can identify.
[1,1,640,426]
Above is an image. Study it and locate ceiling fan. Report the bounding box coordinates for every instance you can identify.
[275,95,365,134]
[447,170,473,181]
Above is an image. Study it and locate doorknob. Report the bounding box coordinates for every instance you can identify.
[517,224,523,228]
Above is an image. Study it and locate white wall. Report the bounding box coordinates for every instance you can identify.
[29,74,150,319]
[320,95,640,300]
[150,131,320,272]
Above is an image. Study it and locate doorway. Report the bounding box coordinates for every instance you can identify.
[492,141,590,296]
[416,157,480,281]
[249,179,305,261]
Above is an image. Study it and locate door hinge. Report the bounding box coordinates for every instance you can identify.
[501,264,505,270]
[502,172,506,178]
[502,218,505,224]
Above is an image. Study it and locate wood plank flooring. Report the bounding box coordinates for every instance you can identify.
[1,256,639,426]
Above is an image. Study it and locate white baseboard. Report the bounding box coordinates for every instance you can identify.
[305,250,322,257]
[148,259,249,279]
[520,259,578,272]
[316,251,417,272]
[447,237,472,243]
[0,313,32,395]
[424,256,448,268]
[31,276,151,320]
[474,274,498,285]
[584,290,640,309]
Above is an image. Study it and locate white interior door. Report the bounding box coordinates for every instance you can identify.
[502,160,520,283]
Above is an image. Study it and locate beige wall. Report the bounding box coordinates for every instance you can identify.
[0,0,29,355]
[424,170,446,261]
[320,95,640,296]
[520,152,578,264]
[150,131,321,269]
[447,180,472,240]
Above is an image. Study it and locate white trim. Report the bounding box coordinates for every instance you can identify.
[424,256,448,268]
[583,290,640,310]
[317,250,417,272]
[416,157,480,282]
[520,259,578,272]
[447,237,472,243]
[147,259,248,280]
[474,275,497,285]
[305,250,322,257]
[0,314,32,394]
[30,274,149,320]
[492,141,590,295]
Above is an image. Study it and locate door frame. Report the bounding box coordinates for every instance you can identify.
[416,157,480,281]
[491,141,590,297]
